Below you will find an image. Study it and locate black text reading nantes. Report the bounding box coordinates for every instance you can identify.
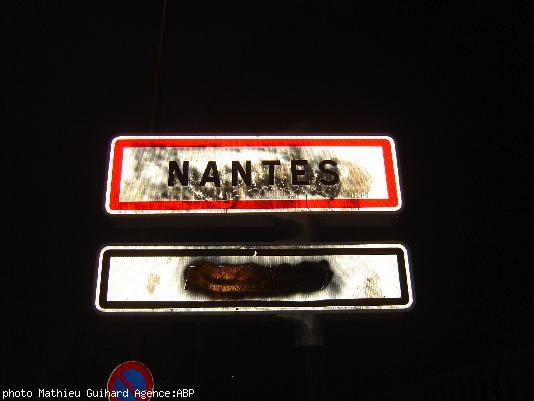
[168,160,339,187]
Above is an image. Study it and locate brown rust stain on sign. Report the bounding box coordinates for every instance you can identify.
[147,272,161,294]
[344,164,372,198]
[364,274,384,298]
[184,260,333,298]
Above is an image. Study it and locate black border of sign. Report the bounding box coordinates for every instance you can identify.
[97,246,410,310]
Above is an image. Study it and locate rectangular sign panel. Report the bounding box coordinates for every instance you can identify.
[95,244,413,313]
[105,135,402,214]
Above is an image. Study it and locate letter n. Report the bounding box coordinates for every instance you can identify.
[232,161,252,186]
[168,161,189,186]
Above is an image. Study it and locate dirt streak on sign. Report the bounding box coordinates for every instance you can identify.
[105,135,402,214]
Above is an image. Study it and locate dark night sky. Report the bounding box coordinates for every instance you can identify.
[4,2,533,400]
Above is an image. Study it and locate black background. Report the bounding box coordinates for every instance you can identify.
[4,2,533,400]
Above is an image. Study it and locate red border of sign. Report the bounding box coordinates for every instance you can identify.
[107,360,154,401]
[107,137,399,212]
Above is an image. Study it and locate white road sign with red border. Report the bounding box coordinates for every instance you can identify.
[105,135,402,214]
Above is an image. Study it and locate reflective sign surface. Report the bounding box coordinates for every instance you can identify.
[105,136,402,213]
[95,244,413,313]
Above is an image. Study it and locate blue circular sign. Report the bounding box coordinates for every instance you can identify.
[107,361,154,401]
